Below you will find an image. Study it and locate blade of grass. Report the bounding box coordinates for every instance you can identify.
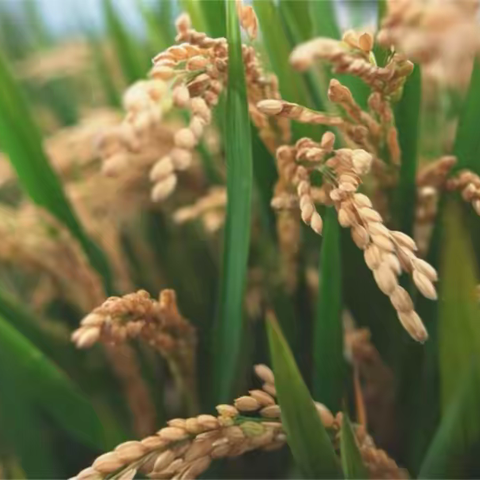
[86,31,121,109]
[21,0,51,50]
[0,315,106,450]
[199,0,226,38]
[340,411,369,479]
[278,0,313,43]
[213,0,253,402]
[310,0,340,40]
[136,0,170,54]
[394,65,421,236]
[313,207,344,412]
[251,124,277,238]
[0,366,60,478]
[0,49,114,294]
[419,362,480,479]
[278,0,326,112]
[438,199,480,409]
[267,313,343,479]
[103,0,145,84]
[0,288,74,365]
[453,59,480,173]
[254,0,319,140]
[373,0,388,66]
[399,204,442,475]
[253,0,310,106]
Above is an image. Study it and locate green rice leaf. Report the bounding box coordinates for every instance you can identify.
[310,0,340,40]
[340,412,369,479]
[373,0,388,66]
[254,0,319,140]
[254,0,310,106]
[103,0,145,84]
[313,207,344,412]
[394,65,421,236]
[438,199,480,409]
[278,0,313,43]
[213,1,253,402]
[0,49,114,294]
[0,315,105,450]
[277,1,325,111]
[136,0,170,54]
[453,59,480,173]
[0,289,73,365]
[200,0,226,38]
[0,366,59,478]
[86,31,121,109]
[267,314,343,479]
[419,362,480,478]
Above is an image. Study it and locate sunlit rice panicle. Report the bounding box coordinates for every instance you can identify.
[270,131,436,341]
[350,424,409,479]
[72,290,197,407]
[446,169,480,216]
[377,0,480,87]
[0,204,105,313]
[289,36,413,99]
[147,12,289,200]
[173,186,226,233]
[257,98,343,126]
[414,156,457,252]
[74,365,336,480]
[236,0,258,39]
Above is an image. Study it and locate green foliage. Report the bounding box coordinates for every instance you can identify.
[438,200,480,409]
[267,314,342,479]
[1,1,480,478]
[394,65,421,236]
[313,208,344,412]
[453,60,480,173]
[340,412,369,479]
[213,0,253,402]
[419,363,480,478]
[103,0,145,84]
[0,49,114,294]
[0,315,105,451]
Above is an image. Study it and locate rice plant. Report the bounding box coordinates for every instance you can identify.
[0,0,479,478]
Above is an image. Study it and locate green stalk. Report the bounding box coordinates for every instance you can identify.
[213,1,253,402]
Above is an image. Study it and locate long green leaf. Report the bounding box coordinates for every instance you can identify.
[313,207,344,412]
[267,314,343,479]
[0,49,114,294]
[310,0,340,40]
[255,0,319,140]
[453,59,480,173]
[0,289,73,364]
[419,362,480,478]
[213,1,253,402]
[254,0,310,107]
[394,65,421,236]
[103,0,145,84]
[278,0,313,43]
[340,412,369,479]
[0,365,59,478]
[136,0,170,54]
[438,200,480,409]
[199,0,226,38]
[0,315,105,450]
